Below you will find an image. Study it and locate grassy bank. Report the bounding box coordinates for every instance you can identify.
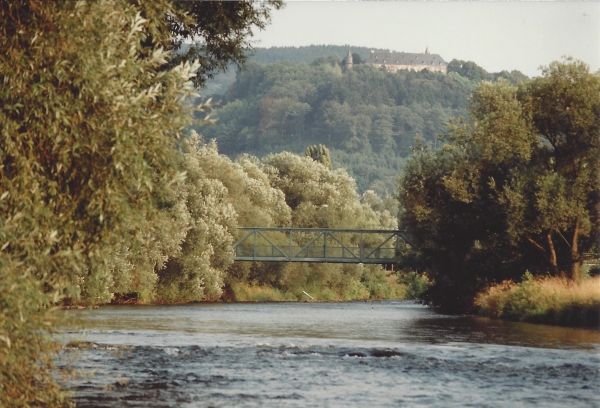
[227,273,408,302]
[225,271,432,302]
[475,273,600,327]
[102,269,432,304]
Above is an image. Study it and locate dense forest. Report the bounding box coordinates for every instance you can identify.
[197,49,528,194]
[201,45,375,95]
[202,45,528,96]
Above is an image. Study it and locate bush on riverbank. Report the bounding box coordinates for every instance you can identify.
[474,273,600,327]
[398,271,432,300]
[225,266,408,302]
[0,272,72,407]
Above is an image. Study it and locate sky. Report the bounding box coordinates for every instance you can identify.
[251,1,600,78]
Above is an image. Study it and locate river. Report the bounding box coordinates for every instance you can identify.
[59,301,600,407]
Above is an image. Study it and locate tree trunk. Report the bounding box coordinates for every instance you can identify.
[526,234,553,271]
[546,230,559,276]
[570,216,581,281]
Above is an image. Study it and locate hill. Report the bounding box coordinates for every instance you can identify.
[195,46,528,195]
[202,45,375,95]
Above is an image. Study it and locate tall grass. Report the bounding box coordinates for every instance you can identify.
[228,273,408,302]
[475,273,600,327]
[229,283,297,302]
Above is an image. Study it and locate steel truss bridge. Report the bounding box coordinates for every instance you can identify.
[233,227,411,264]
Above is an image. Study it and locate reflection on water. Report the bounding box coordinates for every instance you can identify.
[60,301,600,407]
[403,315,600,349]
[64,301,600,349]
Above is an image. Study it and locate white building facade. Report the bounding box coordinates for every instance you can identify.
[364,48,448,74]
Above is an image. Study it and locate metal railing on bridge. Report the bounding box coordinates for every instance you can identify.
[233,227,411,264]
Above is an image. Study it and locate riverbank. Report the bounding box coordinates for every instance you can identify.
[222,270,432,302]
[475,274,600,327]
[225,274,408,302]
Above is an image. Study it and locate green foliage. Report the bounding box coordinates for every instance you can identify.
[205,49,527,97]
[1,0,308,403]
[475,275,600,327]
[203,45,376,94]
[199,55,524,194]
[305,144,333,170]
[228,262,406,302]
[398,271,432,300]
[156,133,238,302]
[260,151,397,231]
[173,138,402,301]
[228,282,297,302]
[447,59,528,84]
[399,59,600,312]
[0,0,209,403]
[250,45,373,66]
[0,271,72,407]
[168,0,283,88]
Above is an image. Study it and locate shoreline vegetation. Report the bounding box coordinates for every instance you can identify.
[475,274,600,328]
[102,270,430,304]
[99,271,600,330]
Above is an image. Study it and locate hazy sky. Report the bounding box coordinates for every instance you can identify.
[252,1,600,77]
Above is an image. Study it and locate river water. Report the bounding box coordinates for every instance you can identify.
[60,301,600,407]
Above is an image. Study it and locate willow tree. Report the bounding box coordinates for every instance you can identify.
[156,133,239,302]
[0,1,201,404]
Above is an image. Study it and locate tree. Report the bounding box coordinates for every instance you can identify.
[259,97,311,143]
[305,144,333,170]
[517,59,600,280]
[200,56,491,194]
[157,134,237,302]
[167,0,284,88]
[0,0,235,403]
[447,59,493,82]
[399,59,600,312]
[370,111,396,154]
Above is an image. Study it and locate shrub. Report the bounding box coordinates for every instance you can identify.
[398,271,432,299]
[475,274,600,327]
[0,272,72,407]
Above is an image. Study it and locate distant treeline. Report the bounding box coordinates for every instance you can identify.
[201,45,375,95]
[201,44,528,96]
[247,44,374,65]
[198,50,527,194]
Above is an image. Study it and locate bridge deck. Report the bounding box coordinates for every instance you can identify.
[233,227,410,264]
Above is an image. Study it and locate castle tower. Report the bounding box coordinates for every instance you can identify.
[344,48,353,70]
[425,46,430,55]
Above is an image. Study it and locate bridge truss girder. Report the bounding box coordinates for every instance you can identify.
[232,227,411,264]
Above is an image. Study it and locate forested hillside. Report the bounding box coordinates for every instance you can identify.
[201,45,374,95]
[198,53,527,194]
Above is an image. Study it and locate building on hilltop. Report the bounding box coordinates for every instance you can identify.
[364,47,448,74]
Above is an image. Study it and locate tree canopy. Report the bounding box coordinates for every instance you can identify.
[398,58,600,312]
[167,0,283,88]
[0,0,283,404]
[199,55,527,195]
